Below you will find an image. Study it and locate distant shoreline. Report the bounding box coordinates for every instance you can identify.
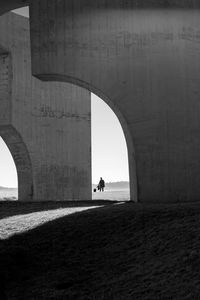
[0,182,130,202]
[92,181,129,190]
[0,182,130,191]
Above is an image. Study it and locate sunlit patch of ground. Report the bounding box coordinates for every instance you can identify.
[1,201,200,299]
[0,206,100,240]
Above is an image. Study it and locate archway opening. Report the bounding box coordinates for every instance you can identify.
[92,94,130,201]
[10,7,136,202]
[0,137,18,200]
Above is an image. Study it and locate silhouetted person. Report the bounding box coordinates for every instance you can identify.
[98,177,105,192]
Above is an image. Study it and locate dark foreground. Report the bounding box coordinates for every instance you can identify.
[1,201,200,299]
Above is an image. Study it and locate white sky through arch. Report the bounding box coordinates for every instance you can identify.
[91,94,129,184]
[0,138,18,188]
[0,7,130,187]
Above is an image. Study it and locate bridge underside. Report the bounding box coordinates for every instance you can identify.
[1,1,200,202]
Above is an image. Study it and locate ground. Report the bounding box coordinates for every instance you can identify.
[1,200,200,299]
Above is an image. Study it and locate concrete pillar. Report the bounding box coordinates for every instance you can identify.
[0,53,33,200]
[0,12,91,201]
[29,0,200,202]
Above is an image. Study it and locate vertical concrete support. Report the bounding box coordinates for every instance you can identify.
[0,12,91,201]
[0,126,33,201]
[29,1,200,202]
[0,53,33,201]
[27,83,91,201]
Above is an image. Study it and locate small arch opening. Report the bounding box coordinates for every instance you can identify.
[0,137,18,201]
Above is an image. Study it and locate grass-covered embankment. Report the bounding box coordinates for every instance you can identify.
[1,201,200,299]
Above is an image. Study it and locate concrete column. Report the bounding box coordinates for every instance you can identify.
[0,12,91,201]
[0,53,33,201]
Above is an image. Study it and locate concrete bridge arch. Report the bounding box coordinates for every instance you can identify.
[50,79,138,201]
[1,2,200,202]
[29,2,200,202]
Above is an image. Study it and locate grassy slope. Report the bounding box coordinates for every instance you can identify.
[1,202,200,299]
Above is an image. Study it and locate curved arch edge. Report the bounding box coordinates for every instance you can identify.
[0,125,33,201]
[35,73,138,202]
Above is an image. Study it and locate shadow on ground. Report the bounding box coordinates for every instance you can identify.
[0,200,121,219]
[1,202,200,299]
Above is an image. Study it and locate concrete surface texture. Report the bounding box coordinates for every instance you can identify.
[0,12,91,201]
[29,1,200,202]
[0,1,29,16]
[1,0,200,15]
[1,2,200,202]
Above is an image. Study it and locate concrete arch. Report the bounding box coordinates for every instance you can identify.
[29,2,200,203]
[3,2,200,202]
[45,77,138,202]
[90,87,137,202]
[0,125,33,201]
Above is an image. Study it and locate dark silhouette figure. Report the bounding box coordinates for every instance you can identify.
[98,177,105,192]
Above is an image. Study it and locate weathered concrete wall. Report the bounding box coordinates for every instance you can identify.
[28,1,200,202]
[2,0,200,16]
[1,2,200,202]
[0,12,91,201]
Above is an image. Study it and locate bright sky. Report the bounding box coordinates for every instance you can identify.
[91,94,129,184]
[0,7,129,187]
[0,140,17,187]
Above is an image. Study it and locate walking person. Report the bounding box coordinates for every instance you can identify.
[98,177,105,192]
